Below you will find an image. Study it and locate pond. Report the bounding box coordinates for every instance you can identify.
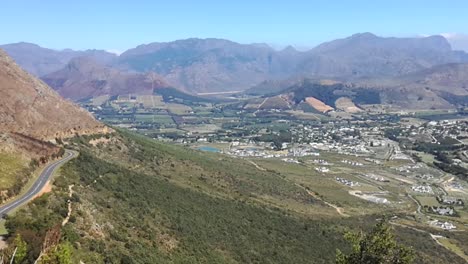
[197,146,221,153]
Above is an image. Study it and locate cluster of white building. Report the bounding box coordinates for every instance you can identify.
[449,182,464,190]
[315,167,330,173]
[225,145,322,160]
[415,174,433,180]
[365,158,381,165]
[363,173,388,182]
[309,142,370,155]
[289,148,320,157]
[411,185,433,193]
[341,160,363,166]
[226,148,272,157]
[311,159,331,165]
[336,177,359,187]
[429,220,456,230]
[429,206,456,216]
[367,196,389,204]
[438,196,464,206]
[282,158,300,164]
[390,150,414,161]
[396,163,423,173]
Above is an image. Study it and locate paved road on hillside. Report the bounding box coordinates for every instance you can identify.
[0,150,76,218]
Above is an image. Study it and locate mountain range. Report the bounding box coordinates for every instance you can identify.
[247,62,468,112]
[0,42,117,77]
[299,33,468,77]
[2,33,468,109]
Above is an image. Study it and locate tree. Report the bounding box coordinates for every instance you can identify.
[54,242,73,264]
[336,221,415,264]
[40,242,73,264]
[13,234,28,264]
[0,234,28,264]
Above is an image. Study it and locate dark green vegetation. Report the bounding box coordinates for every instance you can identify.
[255,130,292,150]
[3,131,466,263]
[336,221,415,264]
[438,91,468,107]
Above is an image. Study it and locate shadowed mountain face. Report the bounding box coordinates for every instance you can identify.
[117,38,302,93]
[0,49,108,140]
[0,42,117,77]
[299,33,467,78]
[2,34,468,97]
[401,63,468,93]
[42,57,168,100]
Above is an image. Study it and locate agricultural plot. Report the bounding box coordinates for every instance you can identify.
[134,114,174,125]
[90,95,110,106]
[166,103,193,115]
[181,124,220,133]
[416,196,441,207]
[138,95,165,108]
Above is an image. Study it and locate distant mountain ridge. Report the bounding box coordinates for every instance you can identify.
[2,33,468,100]
[0,42,117,76]
[299,33,467,77]
[117,38,301,93]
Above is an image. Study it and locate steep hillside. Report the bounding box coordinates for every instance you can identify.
[3,131,465,263]
[0,49,108,140]
[0,42,117,77]
[351,63,468,109]
[401,63,468,94]
[42,57,168,101]
[335,97,362,113]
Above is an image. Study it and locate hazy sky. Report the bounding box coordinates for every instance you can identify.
[2,0,468,53]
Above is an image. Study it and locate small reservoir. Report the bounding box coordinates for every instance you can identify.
[197,146,221,153]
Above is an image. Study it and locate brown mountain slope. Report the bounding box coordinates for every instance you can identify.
[0,49,108,140]
[400,63,468,95]
[353,63,468,108]
[42,57,168,100]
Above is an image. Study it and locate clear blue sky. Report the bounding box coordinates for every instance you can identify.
[2,0,468,52]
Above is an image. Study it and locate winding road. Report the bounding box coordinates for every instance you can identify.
[0,150,76,218]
